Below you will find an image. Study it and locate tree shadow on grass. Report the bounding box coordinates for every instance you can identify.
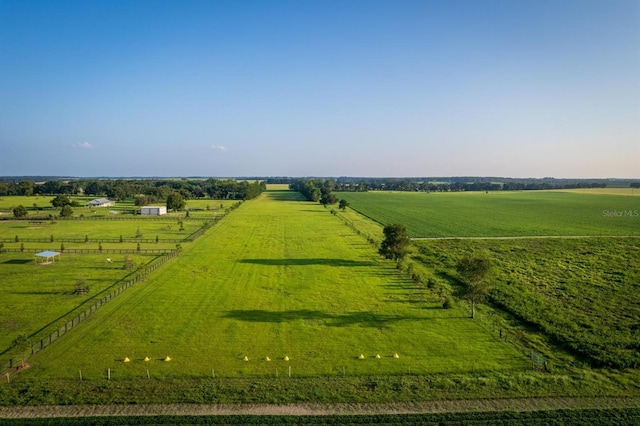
[2,259,33,265]
[264,191,304,202]
[223,309,425,328]
[238,258,375,267]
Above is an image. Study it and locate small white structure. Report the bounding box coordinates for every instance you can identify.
[140,206,167,216]
[35,251,61,265]
[85,198,114,208]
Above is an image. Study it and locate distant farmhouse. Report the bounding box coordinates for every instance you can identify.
[140,206,167,216]
[85,198,114,208]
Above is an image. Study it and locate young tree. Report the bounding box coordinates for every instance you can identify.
[379,223,411,265]
[339,199,349,210]
[456,254,493,319]
[12,205,28,218]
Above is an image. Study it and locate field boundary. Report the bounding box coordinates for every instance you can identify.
[0,203,241,376]
[1,238,185,243]
[0,248,172,254]
[1,397,639,418]
[412,235,640,240]
[1,251,179,374]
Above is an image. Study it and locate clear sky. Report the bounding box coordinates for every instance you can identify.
[1,0,638,178]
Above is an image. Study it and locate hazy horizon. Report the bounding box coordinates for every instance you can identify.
[1,1,638,178]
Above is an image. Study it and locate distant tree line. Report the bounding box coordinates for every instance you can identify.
[268,176,637,193]
[290,179,339,205]
[330,179,611,192]
[0,178,266,201]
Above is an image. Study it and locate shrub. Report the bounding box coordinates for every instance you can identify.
[442,297,454,309]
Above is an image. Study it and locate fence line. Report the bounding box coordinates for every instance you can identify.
[0,237,184,244]
[1,204,237,373]
[1,216,213,222]
[1,250,179,371]
[0,248,172,254]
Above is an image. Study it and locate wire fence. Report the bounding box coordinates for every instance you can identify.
[0,237,184,244]
[0,247,173,255]
[2,250,179,371]
[0,206,233,373]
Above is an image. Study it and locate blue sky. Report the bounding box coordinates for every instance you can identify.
[1,0,638,178]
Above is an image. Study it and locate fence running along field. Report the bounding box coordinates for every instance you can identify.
[0,206,238,373]
[0,248,173,255]
[0,237,184,243]
[2,250,179,371]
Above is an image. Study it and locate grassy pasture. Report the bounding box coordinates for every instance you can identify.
[0,252,161,354]
[0,196,236,220]
[0,196,55,212]
[336,191,640,237]
[414,238,640,368]
[19,190,527,380]
[0,218,200,241]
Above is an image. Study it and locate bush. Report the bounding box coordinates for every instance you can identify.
[442,297,454,309]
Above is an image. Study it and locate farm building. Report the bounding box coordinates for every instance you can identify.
[140,206,167,216]
[85,198,114,208]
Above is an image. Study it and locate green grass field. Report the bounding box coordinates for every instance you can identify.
[336,191,640,237]
[18,190,527,380]
[413,237,640,369]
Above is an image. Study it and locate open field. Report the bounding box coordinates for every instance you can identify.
[336,191,640,238]
[1,188,639,409]
[414,237,640,368]
[13,190,526,382]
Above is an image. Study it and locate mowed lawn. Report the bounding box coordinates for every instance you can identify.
[22,191,527,380]
[336,191,640,237]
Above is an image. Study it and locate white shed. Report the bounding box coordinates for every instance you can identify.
[140,206,167,216]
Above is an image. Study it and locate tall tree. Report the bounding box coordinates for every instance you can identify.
[60,205,74,217]
[166,191,186,211]
[339,199,349,210]
[456,254,493,319]
[320,192,338,205]
[51,194,72,207]
[13,205,28,218]
[379,223,411,265]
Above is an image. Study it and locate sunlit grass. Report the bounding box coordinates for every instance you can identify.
[24,191,527,380]
[336,191,640,237]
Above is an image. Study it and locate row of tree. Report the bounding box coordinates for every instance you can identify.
[290,179,341,205]
[332,180,612,192]
[276,176,640,192]
[379,223,491,319]
[0,178,266,201]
